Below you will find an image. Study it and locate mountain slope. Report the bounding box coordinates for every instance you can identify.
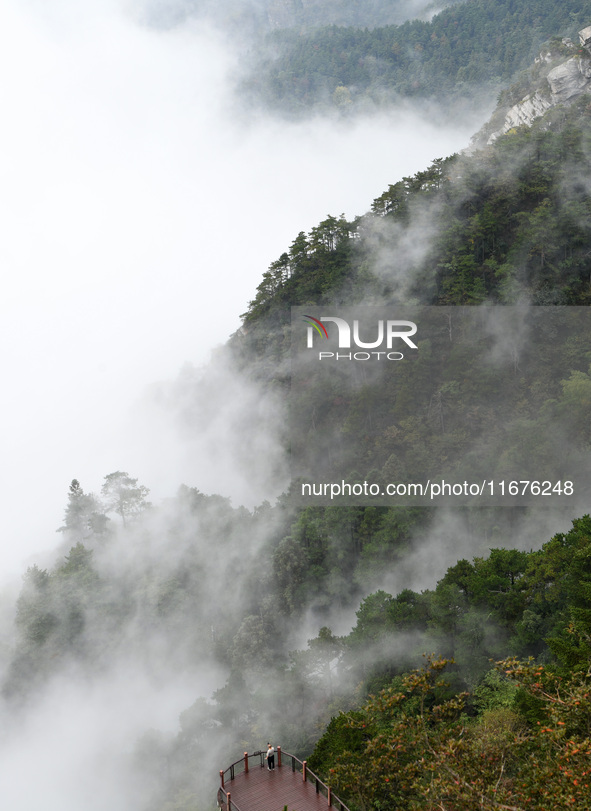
[241,0,591,115]
[3,24,591,811]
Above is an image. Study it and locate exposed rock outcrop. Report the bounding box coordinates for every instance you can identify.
[548,57,590,100]
[580,25,591,49]
[486,27,591,144]
[497,92,554,134]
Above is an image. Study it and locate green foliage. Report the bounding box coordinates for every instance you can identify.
[237,101,591,515]
[307,710,367,775]
[242,0,591,115]
[4,542,102,698]
[177,513,591,784]
[57,478,107,540]
[309,653,591,811]
[342,516,591,691]
[242,215,356,324]
[472,668,519,712]
[7,26,591,806]
[311,657,467,810]
[231,613,276,673]
[101,471,151,526]
[272,507,429,613]
[2,482,267,702]
[239,99,591,338]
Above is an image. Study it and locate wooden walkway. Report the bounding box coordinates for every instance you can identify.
[218,750,350,811]
[222,763,333,811]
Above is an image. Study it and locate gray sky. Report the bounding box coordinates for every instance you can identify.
[0,0,490,579]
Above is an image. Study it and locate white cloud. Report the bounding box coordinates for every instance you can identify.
[0,0,488,579]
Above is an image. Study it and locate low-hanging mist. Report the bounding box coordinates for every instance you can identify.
[3,2,590,811]
[0,0,488,582]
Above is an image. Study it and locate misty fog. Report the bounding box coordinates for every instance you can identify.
[0,0,487,580]
[0,1,518,809]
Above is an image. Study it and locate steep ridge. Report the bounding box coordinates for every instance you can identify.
[477,25,591,145]
[2,15,591,811]
[241,1,591,116]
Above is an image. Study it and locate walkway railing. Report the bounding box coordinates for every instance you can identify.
[217,747,352,811]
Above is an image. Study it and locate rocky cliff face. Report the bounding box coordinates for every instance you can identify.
[486,27,591,144]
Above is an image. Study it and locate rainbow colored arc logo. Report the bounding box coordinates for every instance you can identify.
[302,315,329,339]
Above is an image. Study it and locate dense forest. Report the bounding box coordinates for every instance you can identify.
[235,93,591,510]
[241,0,591,115]
[263,0,450,30]
[8,481,591,810]
[226,37,591,807]
[155,0,447,36]
[241,97,591,325]
[3,9,591,811]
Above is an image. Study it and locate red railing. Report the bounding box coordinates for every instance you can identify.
[217,747,352,811]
